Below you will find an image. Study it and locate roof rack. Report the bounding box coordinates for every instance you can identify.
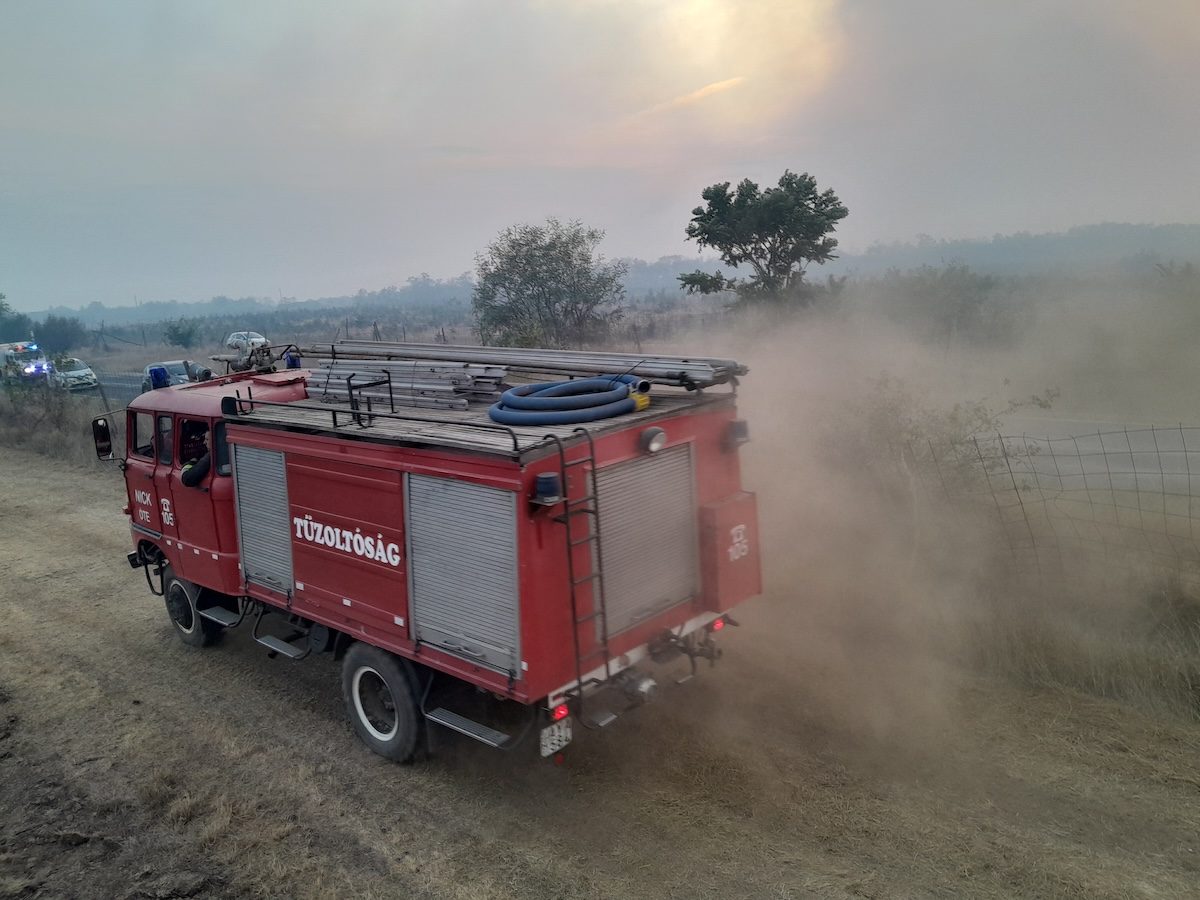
[300,340,747,390]
[309,357,502,411]
[219,371,732,459]
[221,392,529,453]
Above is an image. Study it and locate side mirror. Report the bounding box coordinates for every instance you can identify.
[92,416,115,461]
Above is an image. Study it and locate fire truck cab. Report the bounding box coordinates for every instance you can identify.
[95,342,761,763]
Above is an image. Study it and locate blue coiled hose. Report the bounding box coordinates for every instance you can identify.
[488,374,650,425]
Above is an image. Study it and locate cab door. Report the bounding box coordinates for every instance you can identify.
[151,413,181,554]
[125,410,163,536]
[167,417,222,585]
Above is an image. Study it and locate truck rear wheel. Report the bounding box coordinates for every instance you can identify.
[341,644,420,762]
[163,568,221,647]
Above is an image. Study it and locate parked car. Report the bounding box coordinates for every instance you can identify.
[55,357,99,391]
[224,331,269,352]
[141,360,197,393]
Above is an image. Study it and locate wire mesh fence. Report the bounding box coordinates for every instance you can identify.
[918,426,1200,590]
[91,369,145,408]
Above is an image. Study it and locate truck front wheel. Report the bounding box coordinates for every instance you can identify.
[341,644,420,762]
[163,568,221,647]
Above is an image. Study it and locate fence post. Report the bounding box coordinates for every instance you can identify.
[1071,434,1100,547]
[998,431,1040,575]
[1098,430,1123,559]
[1182,425,1197,557]
[974,434,1017,561]
[1024,433,1065,574]
[96,382,111,418]
[1044,434,1087,560]
[1127,427,1151,552]
[1150,425,1178,566]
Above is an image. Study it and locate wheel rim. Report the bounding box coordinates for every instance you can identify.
[166,583,196,633]
[352,666,399,741]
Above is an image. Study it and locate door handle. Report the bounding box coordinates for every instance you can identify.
[442,642,486,659]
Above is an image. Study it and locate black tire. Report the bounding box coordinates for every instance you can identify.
[163,568,222,647]
[341,643,421,762]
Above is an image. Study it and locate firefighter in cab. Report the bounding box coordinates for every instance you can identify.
[180,421,211,488]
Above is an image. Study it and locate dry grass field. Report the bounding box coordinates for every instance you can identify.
[1,446,1198,899]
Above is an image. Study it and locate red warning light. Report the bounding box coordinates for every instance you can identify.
[552,703,570,721]
[711,617,726,632]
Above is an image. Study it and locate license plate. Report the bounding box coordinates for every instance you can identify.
[539,718,573,757]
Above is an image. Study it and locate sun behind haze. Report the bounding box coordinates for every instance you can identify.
[0,0,1196,308]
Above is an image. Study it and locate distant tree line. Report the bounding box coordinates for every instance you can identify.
[829,222,1200,278]
[1,293,90,352]
[10,198,1200,357]
[0,293,34,343]
[70,251,1190,358]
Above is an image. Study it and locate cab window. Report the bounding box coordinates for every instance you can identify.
[156,415,174,466]
[179,419,210,465]
[131,412,154,458]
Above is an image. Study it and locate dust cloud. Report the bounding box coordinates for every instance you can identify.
[837,269,1200,424]
[671,272,1200,753]
[728,316,1003,754]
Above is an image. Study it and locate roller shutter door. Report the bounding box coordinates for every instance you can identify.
[405,474,520,674]
[596,444,698,634]
[232,445,293,594]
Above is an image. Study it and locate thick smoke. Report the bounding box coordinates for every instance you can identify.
[672,271,1200,742]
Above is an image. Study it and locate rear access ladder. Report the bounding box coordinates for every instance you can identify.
[548,428,615,727]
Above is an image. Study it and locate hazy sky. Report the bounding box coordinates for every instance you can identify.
[2,0,1197,310]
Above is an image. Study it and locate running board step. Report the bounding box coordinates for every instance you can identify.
[425,708,511,748]
[254,634,307,660]
[584,708,618,728]
[197,605,240,627]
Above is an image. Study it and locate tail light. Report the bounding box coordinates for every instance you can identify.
[706,614,738,633]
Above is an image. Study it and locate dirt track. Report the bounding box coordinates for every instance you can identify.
[1,447,1198,899]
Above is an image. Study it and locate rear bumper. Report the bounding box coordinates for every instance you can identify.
[546,609,722,707]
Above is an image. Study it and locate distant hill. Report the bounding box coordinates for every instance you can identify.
[27,223,1200,325]
[29,262,717,326]
[831,223,1200,277]
[31,274,477,327]
[619,224,1200,290]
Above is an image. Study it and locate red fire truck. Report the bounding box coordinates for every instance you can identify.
[92,342,761,762]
